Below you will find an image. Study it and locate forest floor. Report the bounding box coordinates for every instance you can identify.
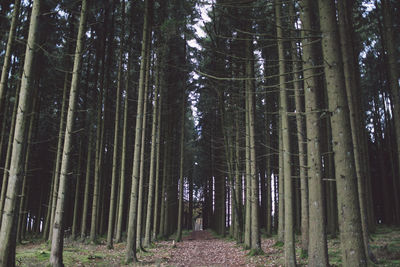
[16,226,400,266]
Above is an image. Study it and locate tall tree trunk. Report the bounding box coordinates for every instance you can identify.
[145,56,161,246]
[290,2,309,255]
[299,0,329,264]
[317,0,367,265]
[244,76,251,248]
[0,0,40,265]
[136,39,151,250]
[0,0,21,125]
[106,0,125,249]
[48,16,76,241]
[176,85,186,242]
[17,92,37,243]
[381,0,400,225]
[50,0,87,265]
[126,0,152,262]
[80,130,92,240]
[245,37,261,252]
[0,83,20,227]
[275,1,295,264]
[337,0,374,259]
[152,92,163,239]
[234,113,243,242]
[71,142,83,240]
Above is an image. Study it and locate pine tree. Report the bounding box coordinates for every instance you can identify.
[50,0,88,265]
[0,0,40,265]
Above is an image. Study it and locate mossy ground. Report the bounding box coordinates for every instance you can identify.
[16,226,400,266]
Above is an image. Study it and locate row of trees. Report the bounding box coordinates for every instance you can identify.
[0,0,398,266]
[195,0,399,266]
[0,0,198,266]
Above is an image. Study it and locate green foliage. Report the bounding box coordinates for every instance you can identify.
[247,248,264,256]
[300,249,308,259]
[273,241,284,248]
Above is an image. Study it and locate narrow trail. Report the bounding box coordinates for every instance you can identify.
[164,230,248,266]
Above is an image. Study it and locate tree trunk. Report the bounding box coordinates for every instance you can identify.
[299,0,329,264]
[136,38,151,249]
[80,130,92,240]
[337,0,374,259]
[244,75,251,248]
[289,2,309,256]
[106,0,125,249]
[16,93,37,243]
[50,0,87,265]
[176,84,186,242]
[126,0,152,262]
[0,82,20,227]
[245,37,261,252]
[0,0,40,265]
[145,55,161,245]
[381,0,400,225]
[317,0,367,265]
[71,142,82,240]
[275,1,295,265]
[0,0,21,125]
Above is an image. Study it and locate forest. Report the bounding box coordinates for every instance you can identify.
[0,0,399,266]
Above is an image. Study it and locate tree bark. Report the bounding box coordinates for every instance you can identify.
[145,55,161,245]
[317,0,367,265]
[381,0,400,225]
[136,36,151,249]
[176,83,186,242]
[50,0,87,265]
[106,0,125,249]
[126,0,152,262]
[275,1,295,264]
[80,130,92,240]
[0,0,40,265]
[299,0,329,264]
[0,0,21,125]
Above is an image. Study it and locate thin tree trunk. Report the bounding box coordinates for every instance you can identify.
[275,1,295,264]
[145,55,161,246]
[289,2,308,256]
[126,0,152,262]
[176,86,186,242]
[245,37,261,252]
[136,39,151,249]
[17,94,37,243]
[106,0,125,249]
[43,166,54,240]
[0,0,21,123]
[0,0,40,265]
[80,130,92,240]
[159,125,169,238]
[115,64,130,244]
[0,83,20,227]
[71,142,83,240]
[50,1,87,265]
[244,78,251,248]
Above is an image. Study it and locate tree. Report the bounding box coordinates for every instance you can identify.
[299,0,329,264]
[0,0,40,265]
[318,0,367,265]
[0,0,21,125]
[50,0,88,265]
[126,0,152,262]
[275,0,295,264]
[106,0,125,249]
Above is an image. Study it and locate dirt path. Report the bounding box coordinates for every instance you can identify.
[163,231,248,266]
